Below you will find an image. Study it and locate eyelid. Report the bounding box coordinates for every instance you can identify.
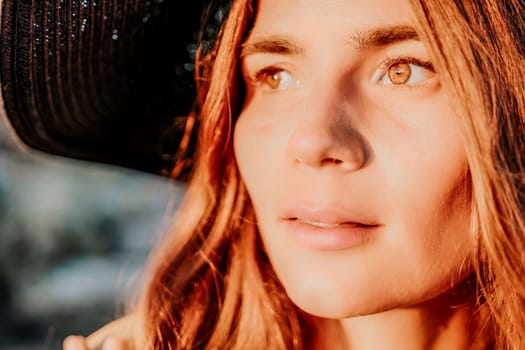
[377,56,435,72]
[373,56,436,88]
[254,66,282,82]
[247,65,300,91]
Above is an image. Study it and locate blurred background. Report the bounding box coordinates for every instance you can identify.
[0,2,233,348]
[0,114,184,349]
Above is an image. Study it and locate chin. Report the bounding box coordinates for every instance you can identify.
[289,293,395,319]
[280,274,459,320]
[281,278,395,319]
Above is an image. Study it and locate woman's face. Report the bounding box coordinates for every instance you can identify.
[234,0,473,318]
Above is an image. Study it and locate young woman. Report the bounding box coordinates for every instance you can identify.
[55,0,523,348]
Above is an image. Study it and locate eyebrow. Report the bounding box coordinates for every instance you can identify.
[240,25,420,57]
[352,25,420,49]
[240,35,305,57]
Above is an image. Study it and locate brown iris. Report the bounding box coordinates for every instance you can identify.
[388,63,411,85]
[264,72,282,89]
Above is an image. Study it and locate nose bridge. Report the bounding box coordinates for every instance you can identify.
[286,82,367,171]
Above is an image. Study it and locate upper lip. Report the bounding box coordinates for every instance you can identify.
[282,204,380,227]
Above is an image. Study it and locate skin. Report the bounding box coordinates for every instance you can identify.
[63,315,136,350]
[63,336,125,350]
[234,0,475,348]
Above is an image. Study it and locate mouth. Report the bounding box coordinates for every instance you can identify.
[284,217,380,251]
[290,218,375,229]
[282,203,379,226]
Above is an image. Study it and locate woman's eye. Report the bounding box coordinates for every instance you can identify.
[376,58,435,86]
[253,67,299,91]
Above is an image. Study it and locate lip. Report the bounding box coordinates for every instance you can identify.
[282,205,380,250]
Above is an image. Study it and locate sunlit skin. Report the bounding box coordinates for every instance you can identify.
[234,0,475,348]
[63,315,135,350]
[63,336,124,350]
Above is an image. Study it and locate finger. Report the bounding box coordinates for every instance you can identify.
[102,336,127,350]
[63,336,89,350]
[86,315,137,349]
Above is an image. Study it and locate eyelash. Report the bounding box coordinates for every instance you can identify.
[254,66,281,82]
[375,56,435,88]
[248,66,295,90]
[378,56,434,73]
[247,56,436,90]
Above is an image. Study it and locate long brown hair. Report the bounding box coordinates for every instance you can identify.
[410,0,525,348]
[140,1,314,349]
[139,0,525,348]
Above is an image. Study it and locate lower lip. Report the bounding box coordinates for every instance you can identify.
[286,220,378,250]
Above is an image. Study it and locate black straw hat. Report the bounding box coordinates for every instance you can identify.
[1,0,226,176]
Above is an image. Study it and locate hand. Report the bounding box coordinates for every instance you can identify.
[63,314,137,350]
[63,335,127,350]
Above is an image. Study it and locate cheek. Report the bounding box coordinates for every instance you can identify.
[392,166,473,283]
[371,107,474,292]
[233,109,287,200]
[233,112,263,191]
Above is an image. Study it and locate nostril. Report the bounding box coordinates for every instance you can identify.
[321,158,343,166]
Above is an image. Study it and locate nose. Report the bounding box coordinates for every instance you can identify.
[286,101,367,172]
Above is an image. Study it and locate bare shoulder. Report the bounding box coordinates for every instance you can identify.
[86,313,143,349]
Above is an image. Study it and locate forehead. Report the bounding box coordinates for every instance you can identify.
[251,0,417,36]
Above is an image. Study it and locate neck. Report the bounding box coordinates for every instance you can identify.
[314,291,488,350]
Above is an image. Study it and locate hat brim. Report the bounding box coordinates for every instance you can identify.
[1,0,213,177]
